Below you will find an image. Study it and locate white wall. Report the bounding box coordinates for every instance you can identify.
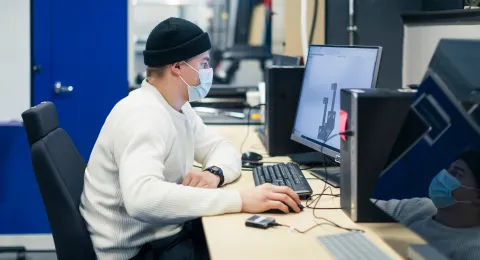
[271,0,285,54]
[403,21,480,87]
[0,0,31,122]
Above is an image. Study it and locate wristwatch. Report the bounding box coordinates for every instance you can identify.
[204,166,224,187]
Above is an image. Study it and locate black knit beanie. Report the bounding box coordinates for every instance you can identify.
[457,149,480,187]
[143,17,211,67]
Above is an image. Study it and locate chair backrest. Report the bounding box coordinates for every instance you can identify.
[21,102,96,260]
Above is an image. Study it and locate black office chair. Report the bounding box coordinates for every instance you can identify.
[21,102,96,260]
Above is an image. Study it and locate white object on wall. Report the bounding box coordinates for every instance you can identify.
[0,0,30,122]
[403,21,480,88]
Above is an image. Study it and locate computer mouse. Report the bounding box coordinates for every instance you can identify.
[242,151,263,162]
[266,204,304,214]
[242,160,263,168]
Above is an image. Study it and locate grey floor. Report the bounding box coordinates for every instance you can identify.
[0,252,56,260]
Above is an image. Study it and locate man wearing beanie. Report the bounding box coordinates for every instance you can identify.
[80,17,301,260]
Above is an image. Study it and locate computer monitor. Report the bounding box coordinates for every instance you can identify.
[290,45,382,186]
[272,54,301,66]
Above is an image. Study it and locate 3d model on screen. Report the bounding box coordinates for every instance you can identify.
[318,83,337,141]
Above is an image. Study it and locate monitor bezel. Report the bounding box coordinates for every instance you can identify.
[272,53,302,66]
[290,44,383,159]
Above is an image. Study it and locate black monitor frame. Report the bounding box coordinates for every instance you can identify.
[290,44,383,160]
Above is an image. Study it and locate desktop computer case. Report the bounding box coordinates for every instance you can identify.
[340,89,417,222]
[261,66,312,156]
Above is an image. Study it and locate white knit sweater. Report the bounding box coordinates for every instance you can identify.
[79,80,242,260]
[376,198,480,260]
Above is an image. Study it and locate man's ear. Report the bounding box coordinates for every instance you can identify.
[171,62,182,76]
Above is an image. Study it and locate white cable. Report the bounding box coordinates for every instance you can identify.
[300,0,309,62]
[348,0,355,45]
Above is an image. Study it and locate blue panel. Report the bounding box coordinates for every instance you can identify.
[0,127,50,233]
[49,0,129,161]
[0,0,128,235]
[33,0,52,105]
[373,76,480,200]
[0,0,53,234]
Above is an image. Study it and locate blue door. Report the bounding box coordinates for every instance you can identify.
[0,0,127,237]
[33,0,128,161]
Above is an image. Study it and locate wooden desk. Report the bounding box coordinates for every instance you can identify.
[202,126,425,260]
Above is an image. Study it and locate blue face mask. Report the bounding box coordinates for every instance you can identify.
[429,169,478,208]
[179,62,213,102]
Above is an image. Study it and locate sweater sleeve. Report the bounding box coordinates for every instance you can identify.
[374,198,437,226]
[452,245,480,260]
[192,113,242,185]
[113,106,242,225]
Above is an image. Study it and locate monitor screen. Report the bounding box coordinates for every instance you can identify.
[291,45,382,159]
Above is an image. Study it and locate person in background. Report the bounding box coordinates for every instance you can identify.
[80,17,301,260]
[375,149,480,260]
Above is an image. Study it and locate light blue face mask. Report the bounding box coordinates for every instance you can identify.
[429,169,479,208]
[179,62,213,102]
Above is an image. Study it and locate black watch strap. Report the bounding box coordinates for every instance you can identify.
[205,166,224,187]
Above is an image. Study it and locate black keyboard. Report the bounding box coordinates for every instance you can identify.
[253,163,313,200]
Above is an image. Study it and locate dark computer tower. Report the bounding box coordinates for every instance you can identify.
[340,88,427,222]
[259,66,313,156]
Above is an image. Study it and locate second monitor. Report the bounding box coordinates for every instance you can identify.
[290,44,382,187]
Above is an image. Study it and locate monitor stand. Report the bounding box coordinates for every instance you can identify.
[309,168,341,188]
[288,152,337,166]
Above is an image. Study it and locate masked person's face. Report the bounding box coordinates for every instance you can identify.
[429,159,480,210]
[178,52,212,102]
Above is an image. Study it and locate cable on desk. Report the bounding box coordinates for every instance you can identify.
[272,219,363,234]
[272,222,322,234]
[306,188,341,211]
[240,104,266,153]
[307,131,353,214]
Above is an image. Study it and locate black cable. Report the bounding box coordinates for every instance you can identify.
[309,0,319,45]
[308,131,353,213]
[240,104,266,154]
[273,222,322,234]
[273,219,363,234]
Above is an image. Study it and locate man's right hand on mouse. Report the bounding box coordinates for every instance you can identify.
[240,184,302,213]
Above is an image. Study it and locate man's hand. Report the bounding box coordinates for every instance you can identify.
[239,183,302,213]
[182,171,220,189]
